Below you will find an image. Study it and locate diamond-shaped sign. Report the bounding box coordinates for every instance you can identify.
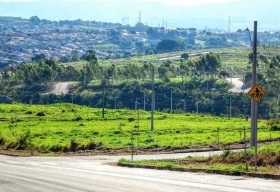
[248,84,266,103]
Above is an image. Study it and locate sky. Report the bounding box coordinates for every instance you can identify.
[0,0,279,31]
[0,0,239,5]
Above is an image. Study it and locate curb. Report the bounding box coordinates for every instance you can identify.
[118,163,280,180]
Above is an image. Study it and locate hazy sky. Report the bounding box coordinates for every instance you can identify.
[0,0,278,30]
[0,0,239,5]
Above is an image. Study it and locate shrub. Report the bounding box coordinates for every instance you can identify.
[113,130,121,135]
[17,130,31,150]
[74,116,83,121]
[0,137,4,145]
[270,125,280,131]
[92,131,99,135]
[70,139,78,152]
[145,138,154,144]
[49,145,63,152]
[128,118,135,122]
[85,141,98,150]
[36,111,45,116]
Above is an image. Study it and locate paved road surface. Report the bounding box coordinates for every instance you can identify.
[155,52,207,62]
[0,152,279,192]
[225,78,250,93]
[49,82,74,95]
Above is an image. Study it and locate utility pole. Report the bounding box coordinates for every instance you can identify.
[143,92,146,111]
[135,98,140,152]
[114,97,117,110]
[277,96,280,117]
[151,65,155,131]
[230,94,232,118]
[102,87,105,119]
[251,21,258,148]
[228,16,231,33]
[170,90,173,114]
[137,101,140,131]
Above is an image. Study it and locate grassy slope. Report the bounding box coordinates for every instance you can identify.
[64,47,280,71]
[119,143,280,175]
[0,103,278,153]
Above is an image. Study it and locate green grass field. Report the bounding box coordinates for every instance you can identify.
[0,103,278,153]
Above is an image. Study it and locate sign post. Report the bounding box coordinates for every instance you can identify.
[248,83,266,172]
[250,21,258,172]
[250,21,258,148]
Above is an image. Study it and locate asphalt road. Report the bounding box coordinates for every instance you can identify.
[0,152,279,192]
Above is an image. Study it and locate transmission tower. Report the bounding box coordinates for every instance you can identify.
[138,11,142,24]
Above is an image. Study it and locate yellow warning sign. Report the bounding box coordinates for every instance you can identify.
[248,84,266,103]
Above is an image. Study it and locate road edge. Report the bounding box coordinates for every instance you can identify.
[118,162,280,180]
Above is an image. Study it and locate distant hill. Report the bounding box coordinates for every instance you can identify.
[0,0,279,30]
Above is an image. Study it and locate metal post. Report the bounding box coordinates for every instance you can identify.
[136,98,140,153]
[244,126,248,171]
[196,102,199,114]
[102,87,105,119]
[151,65,155,131]
[144,92,146,111]
[277,96,279,117]
[251,21,258,148]
[249,21,258,172]
[217,128,220,149]
[230,94,232,118]
[255,146,257,172]
[114,97,117,110]
[171,90,173,114]
[131,134,134,163]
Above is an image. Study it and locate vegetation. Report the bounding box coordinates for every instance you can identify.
[0,103,279,153]
[0,47,280,119]
[119,143,280,175]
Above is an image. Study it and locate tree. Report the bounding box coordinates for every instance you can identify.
[61,66,79,81]
[123,52,132,58]
[135,41,144,52]
[29,16,41,25]
[156,39,183,53]
[83,50,98,64]
[32,54,46,63]
[146,27,160,39]
[196,52,221,77]
[205,52,221,76]
[248,52,254,64]
[181,53,190,60]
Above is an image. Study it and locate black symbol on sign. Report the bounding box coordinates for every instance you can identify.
[251,88,263,99]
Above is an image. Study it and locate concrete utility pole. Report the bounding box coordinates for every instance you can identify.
[230,94,232,118]
[251,21,258,147]
[143,92,146,111]
[135,98,140,138]
[102,87,105,119]
[114,97,117,110]
[170,90,173,114]
[151,65,155,131]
